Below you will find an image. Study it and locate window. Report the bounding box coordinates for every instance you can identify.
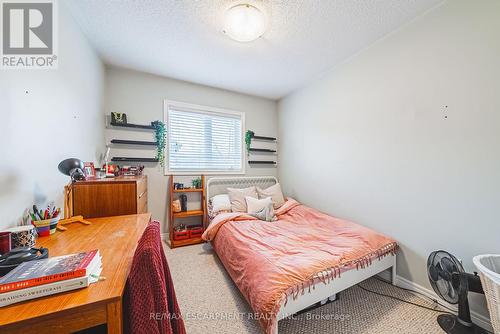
[165,100,245,174]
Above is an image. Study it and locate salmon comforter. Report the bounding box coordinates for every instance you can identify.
[202,199,398,334]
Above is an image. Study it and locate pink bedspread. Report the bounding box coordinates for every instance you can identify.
[202,199,398,334]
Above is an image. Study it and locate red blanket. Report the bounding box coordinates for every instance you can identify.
[203,199,397,334]
[124,221,186,334]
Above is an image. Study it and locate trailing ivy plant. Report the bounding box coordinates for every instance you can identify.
[152,120,166,167]
[245,130,254,154]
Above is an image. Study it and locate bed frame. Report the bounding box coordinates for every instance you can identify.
[206,176,397,334]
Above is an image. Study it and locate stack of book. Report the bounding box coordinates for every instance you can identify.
[0,249,102,307]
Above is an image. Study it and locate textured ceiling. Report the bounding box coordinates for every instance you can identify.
[66,0,443,99]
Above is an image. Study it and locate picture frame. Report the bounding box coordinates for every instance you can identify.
[111,112,127,124]
[83,162,96,179]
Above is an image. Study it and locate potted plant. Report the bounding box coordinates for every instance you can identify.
[152,121,166,166]
[245,130,254,154]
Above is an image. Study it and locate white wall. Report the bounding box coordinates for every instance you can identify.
[0,3,104,230]
[105,67,278,232]
[278,0,500,320]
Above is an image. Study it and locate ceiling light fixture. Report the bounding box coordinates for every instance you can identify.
[223,4,267,42]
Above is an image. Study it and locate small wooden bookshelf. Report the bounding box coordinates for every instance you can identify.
[168,175,206,249]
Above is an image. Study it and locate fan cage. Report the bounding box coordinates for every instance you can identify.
[428,250,464,304]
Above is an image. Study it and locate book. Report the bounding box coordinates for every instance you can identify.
[0,250,100,293]
[0,276,88,307]
[0,255,103,307]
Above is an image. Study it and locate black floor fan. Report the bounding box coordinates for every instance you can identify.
[427,250,488,334]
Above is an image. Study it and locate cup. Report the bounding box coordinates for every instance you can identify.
[33,216,61,237]
[8,225,36,249]
[0,232,11,255]
[32,220,51,237]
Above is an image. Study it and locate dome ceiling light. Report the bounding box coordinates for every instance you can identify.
[223,4,267,42]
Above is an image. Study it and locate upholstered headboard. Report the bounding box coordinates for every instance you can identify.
[206,176,278,206]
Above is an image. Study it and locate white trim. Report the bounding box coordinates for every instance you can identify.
[160,233,168,241]
[163,99,246,175]
[389,274,493,332]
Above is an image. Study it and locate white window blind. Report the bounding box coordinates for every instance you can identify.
[167,105,243,173]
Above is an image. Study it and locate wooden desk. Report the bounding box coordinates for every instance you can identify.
[0,213,151,334]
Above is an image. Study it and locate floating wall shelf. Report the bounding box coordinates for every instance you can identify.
[248,161,277,165]
[252,135,276,141]
[110,139,157,146]
[111,157,158,163]
[110,122,155,130]
[248,148,276,153]
[246,130,277,167]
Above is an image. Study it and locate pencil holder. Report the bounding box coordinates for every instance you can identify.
[32,216,60,237]
[48,216,60,234]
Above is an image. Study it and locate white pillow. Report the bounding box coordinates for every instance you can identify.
[246,196,273,214]
[211,194,231,215]
[257,183,285,209]
[227,186,258,212]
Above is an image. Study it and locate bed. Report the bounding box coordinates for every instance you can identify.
[203,176,398,334]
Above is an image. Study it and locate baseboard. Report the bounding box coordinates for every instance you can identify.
[161,233,168,241]
[377,272,493,332]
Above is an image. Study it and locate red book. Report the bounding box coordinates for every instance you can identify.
[0,250,99,293]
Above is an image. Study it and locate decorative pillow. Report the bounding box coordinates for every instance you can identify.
[227,186,258,212]
[246,196,276,222]
[207,200,231,221]
[252,206,276,222]
[211,194,231,215]
[245,196,273,214]
[256,183,285,209]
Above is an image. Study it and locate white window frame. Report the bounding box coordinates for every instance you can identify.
[163,99,246,175]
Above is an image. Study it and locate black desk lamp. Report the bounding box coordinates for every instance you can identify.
[58,158,85,182]
[56,158,91,231]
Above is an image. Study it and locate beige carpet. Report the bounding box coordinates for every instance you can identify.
[163,242,446,334]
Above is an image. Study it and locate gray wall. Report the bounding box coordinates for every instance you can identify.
[278,0,500,319]
[0,3,105,230]
[104,67,278,232]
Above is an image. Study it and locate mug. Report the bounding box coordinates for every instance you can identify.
[7,225,36,249]
[0,232,11,255]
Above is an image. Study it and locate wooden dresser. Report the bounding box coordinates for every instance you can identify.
[65,175,148,218]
